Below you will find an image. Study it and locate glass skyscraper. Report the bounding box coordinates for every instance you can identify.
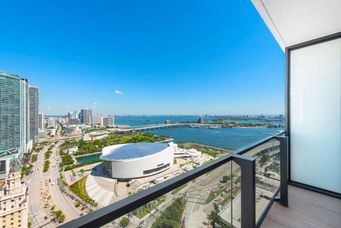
[80,109,93,125]
[29,86,39,144]
[0,72,29,160]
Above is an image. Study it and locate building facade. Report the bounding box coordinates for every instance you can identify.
[92,113,104,126]
[79,109,92,125]
[197,117,205,124]
[20,79,29,155]
[29,86,39,144]
[67,111,78,119]
[0,170,28,228]
[103,115,114,127]
[101,143,175,180]
[68,118,80,125]
[0,73,29,163]
[47,118,56,128]
[38,113,44,130]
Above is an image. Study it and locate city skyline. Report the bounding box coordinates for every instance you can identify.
[0,1,284,116]
[1,1,339,227]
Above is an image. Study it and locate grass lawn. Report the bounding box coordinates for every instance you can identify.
[134,196,166,219]
[63,132,168,156]
[69,176,97,207]
[43,160,50,172]
[151,197,186,228]
[206,187,226,204]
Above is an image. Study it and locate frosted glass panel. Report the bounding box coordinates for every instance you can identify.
[290,38,341,194]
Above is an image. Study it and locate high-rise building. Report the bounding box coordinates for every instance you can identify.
[80,109,92,125]
[21,79,30,155]
[197,116,205,124]
[67,111,78,119]
[92,113,104,126]
[47,118,56,128]
[103,115,114,127]
[68,118,80,125]
[38,113,44,130]
[0,168,28,228]
[29,86,39,144]
[0,73,29,163]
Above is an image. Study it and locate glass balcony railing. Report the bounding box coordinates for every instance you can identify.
[60,132,287,228]
[243,139,282,225]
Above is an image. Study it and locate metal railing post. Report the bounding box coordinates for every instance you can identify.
[275,136,289,207]
[233,155,256,228]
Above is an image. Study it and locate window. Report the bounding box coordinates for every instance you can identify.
[143,163,170,175]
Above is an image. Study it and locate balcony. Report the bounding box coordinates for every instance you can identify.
[263,186,341,228]
[60,132,289,228]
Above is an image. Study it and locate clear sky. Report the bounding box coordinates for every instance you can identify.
[0,0,284,115]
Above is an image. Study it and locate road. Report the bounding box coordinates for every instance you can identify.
[183,166,229,228]
[137,163,237,228]
[48,141,82,222]
[28,138,83,227]
[27,145,54,228]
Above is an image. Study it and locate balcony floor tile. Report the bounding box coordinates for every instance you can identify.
[262,186,341,228]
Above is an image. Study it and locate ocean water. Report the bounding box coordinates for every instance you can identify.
[145,127,282,150]
[75,126,281,164]
[115,115,282,126]
[76,116,283,164]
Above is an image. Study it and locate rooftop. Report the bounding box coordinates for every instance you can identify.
[100,143,169,161]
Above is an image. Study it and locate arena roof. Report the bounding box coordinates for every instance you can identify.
[101,143,169,160]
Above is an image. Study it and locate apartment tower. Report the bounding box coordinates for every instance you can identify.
[29,86,39,144]
[0,73,29,167]
[80,109,92,125]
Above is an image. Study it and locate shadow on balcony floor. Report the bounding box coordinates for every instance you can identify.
[262,186,341,228]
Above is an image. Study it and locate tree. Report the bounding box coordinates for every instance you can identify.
[120,217,130,227]
[259,154,271,167]
[208,203,220,225]
[221,176,230,183]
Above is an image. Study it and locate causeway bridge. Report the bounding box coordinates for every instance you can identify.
[118,123,190,132]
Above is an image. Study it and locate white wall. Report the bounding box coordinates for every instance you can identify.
[252,0,341,50]
[290,38,341,193]
[108,146,174,179]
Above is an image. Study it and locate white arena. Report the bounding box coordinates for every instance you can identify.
[100,142,176,180]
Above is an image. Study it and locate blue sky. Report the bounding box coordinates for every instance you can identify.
[0,0,284,115]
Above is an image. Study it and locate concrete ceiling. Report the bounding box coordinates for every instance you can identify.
[251,0,341,51]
